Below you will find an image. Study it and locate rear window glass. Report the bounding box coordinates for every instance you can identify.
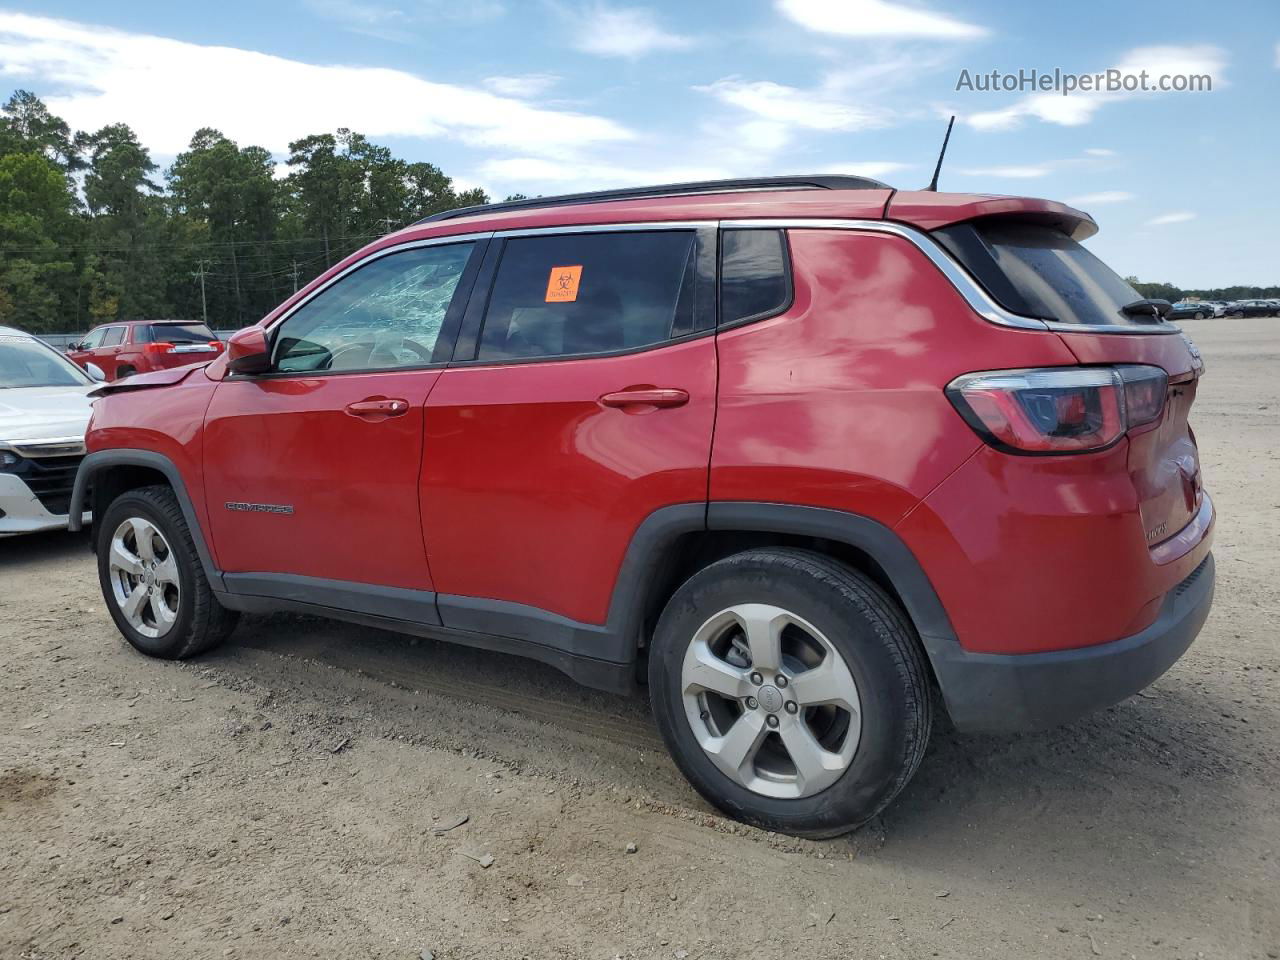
[971,222,1144,327]
[720,230,791,325]
[147,323,217,343]
[477,231,696,361]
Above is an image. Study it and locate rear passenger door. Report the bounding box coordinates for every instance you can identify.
[422,225,717,638]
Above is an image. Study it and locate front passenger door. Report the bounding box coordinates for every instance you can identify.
[203,238,485,599]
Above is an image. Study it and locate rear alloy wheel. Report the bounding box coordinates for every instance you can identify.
[649,548,932,838]
[97,485,238,659]
[680,604,860,799]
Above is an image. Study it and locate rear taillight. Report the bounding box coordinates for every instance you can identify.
[947,365,1168,454]
[145,341,174,354]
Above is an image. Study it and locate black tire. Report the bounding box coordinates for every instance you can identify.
[648,548,932,838]
[96,484,238,659]
[1194,312,1204,320]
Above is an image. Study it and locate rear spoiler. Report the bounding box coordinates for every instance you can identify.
[89,364,202,398]
[886,192,1098,241]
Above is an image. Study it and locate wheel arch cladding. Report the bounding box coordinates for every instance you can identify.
[71,449,224,591]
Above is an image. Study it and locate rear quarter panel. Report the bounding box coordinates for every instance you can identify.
[710,228,1080,524]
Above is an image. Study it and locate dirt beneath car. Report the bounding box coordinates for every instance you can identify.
[2,317,1278,960]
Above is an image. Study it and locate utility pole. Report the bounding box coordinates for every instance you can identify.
[192,259,210,326]
[290,259,300,294]
[379,216,398,234]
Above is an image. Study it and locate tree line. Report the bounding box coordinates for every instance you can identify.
[1125,279,1280,303]
[1,88,1275,334]
[0,90,496,333]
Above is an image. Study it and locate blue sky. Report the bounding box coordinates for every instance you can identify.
[2,0,1277,286]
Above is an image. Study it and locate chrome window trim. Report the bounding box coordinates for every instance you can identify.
[720,218,1181,336]
[265,218,1178,339]
[491,220,715,239]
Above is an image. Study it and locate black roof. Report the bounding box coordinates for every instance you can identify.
[414,174,893,225]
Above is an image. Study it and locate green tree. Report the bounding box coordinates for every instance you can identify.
[169,128,281,325]
[0,151,79,331]
[0,90,81,170]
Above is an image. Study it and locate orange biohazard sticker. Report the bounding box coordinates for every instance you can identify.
[545,265,583,303]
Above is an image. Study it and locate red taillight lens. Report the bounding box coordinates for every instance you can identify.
[947,366,1168,454]
[145,341,174,354]
[1119,365,1168,426]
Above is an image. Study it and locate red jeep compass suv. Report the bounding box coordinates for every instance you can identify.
[70,176,1214,837]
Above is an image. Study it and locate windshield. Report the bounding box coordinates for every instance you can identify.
[146,322,217,343]
[0,335,91,388]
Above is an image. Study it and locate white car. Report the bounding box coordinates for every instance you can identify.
[0,327,104,536]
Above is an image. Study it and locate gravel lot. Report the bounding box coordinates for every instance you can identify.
[2,317,1278,960]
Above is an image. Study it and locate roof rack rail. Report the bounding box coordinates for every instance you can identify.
[414,174,892,225]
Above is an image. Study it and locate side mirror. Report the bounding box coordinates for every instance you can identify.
[67,342,81,352]
[227,327,271,375]
[84,362,106,382]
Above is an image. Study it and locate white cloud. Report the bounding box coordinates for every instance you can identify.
[483,73,561,98]
[1147,211,1196,226]
[816,161,913,180]
[1084,147,1115,157]
[0,12,631,160]
[569,4,694,58]
[698,77,889,132]
[476,156,729,191]
[957,164,1052,178]
[1067,190,1134,205]
[964,45,1225,130]
[776,0,987,39]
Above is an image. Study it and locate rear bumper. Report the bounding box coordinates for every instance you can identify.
[928,553,1215,733]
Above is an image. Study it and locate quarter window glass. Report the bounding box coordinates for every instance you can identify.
[477,231,696,361]
[720,230,790,324]
[100,327,125,347]
[975,222,1144,327]
[273,242,474,374]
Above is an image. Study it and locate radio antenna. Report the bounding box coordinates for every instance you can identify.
[925,115,956,192]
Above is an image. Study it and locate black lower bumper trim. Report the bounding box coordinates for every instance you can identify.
[927,553,1215,733]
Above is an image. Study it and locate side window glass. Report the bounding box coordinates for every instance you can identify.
[476,231,696,362]
[720,230,791,325]
[81,329,106,349]
[273,242,475,374]
[101,327,126,347]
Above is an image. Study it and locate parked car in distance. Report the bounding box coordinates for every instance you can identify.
[70,176,1215,837]
[1167,301,1214,320]
[0,326,102,536]
[67,320,224,381]
[1233,299,1278,318]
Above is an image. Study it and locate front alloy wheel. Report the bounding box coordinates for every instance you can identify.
[107,517,181,639]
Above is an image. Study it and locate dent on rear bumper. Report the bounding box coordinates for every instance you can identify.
[929,553,1215,733]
